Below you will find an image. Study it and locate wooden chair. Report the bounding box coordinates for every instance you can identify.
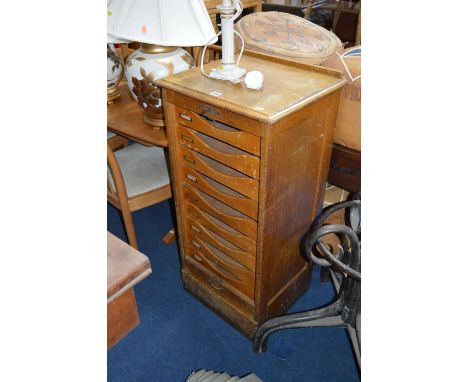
[203,0,262,33]
[107,142,172,250]
[107,131,129,151]
[305,0,361,46]
[190,1,262,65]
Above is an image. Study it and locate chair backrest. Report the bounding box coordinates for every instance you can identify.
[303,0,316,20]
[203,0,262,32]
[107,143,129,210]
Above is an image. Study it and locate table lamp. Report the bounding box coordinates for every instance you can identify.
[107,0,217,127]
[203,0,246,82]
[107,34,130,104]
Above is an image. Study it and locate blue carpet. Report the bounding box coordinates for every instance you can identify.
[107,202,359,381]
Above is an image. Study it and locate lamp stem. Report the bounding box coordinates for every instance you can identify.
[220,5,235,68]
[209,0,246,82]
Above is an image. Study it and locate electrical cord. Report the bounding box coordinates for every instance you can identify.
[200,0,246,81]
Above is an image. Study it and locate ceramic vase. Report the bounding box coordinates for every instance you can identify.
[125,44,194,127]
[107,44,123,103]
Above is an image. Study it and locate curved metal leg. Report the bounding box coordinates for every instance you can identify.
[253,297,345,353]
[253,195,361,372]
[346,325,361,369]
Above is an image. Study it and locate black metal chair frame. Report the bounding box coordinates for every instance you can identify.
[253,194,361,370]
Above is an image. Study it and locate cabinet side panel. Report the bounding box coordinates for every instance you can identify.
[255,91,341,322]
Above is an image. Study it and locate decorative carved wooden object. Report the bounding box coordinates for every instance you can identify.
[236,11,342,66]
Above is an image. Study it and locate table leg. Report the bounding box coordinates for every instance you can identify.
[107,288,140,349]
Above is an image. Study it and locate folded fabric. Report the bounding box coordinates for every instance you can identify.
[186,369,263,382]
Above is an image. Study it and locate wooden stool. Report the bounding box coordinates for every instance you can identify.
[107,232,152,349]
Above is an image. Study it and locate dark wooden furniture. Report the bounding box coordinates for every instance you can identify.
[107,232,152,348]
[328,143,360,192]
[262,0,309,16]
[316,0,361,45]
[157,51,345,337]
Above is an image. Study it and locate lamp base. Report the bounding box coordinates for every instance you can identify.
[125,44,194,127]
[107,85,121,104]
[209,65,246,83]
[143,113,165,128]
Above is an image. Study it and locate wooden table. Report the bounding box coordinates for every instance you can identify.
[107,82,168,148]
[107,232,152,348]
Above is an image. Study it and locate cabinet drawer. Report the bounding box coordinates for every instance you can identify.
[180,147,259,201]
[183,184,257,240]
[178,125,260,179]
[183,257,255,316]
[185,243,254,300]
[186,215,256,270]
[182,166,258,220]
[175,106,261,156]
[186,204,257,257]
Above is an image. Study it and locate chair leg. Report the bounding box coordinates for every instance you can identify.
[162,228,176,245]
[120,207,138,250]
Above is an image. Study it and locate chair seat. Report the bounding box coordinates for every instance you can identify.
[113,143,170,198]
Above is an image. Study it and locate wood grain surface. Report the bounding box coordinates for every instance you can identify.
[156,54,344,124]
[107,232,152,303]
[160,53,344,337]
[107,82,168,147]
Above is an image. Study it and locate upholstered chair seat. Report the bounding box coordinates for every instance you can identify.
[107,141,172,250]
[112,143,170,198]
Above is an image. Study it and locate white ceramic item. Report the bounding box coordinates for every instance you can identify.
[107,44,123,102]
[245,70,264,90]
[124,46,194,126]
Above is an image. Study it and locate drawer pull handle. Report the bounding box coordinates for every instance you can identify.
[186,174,197,182]
[193,254,203,262]
[180,113,192,122]
[184,155,195,164]
[208,276,224,290]
[181,134,193,143]
[191,240,201,249]
[201,105,220,117]
[191,225,200,233]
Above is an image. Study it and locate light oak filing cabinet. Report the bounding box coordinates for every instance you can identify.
[157,53,346,338]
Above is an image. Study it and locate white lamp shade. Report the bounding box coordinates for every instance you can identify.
[107,0,218,46]
[107,33,131,44]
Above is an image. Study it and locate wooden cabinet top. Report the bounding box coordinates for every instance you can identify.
[156,53,345,124]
